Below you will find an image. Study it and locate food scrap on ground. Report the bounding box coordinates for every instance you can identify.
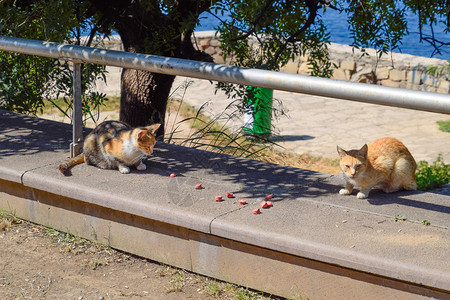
[260,201,269,209]
[260,200,273,209]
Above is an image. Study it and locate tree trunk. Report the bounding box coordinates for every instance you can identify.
[120,69,175,139]
[88,1,213,140]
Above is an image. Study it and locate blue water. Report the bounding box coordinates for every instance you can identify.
[195,9,449,59]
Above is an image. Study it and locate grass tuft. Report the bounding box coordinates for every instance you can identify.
[165,98,341,175]
[416,155,449,191]
[437,120,450,133]
[0,210,22,231]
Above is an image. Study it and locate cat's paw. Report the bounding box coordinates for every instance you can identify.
[136,162,147,171]
[119,166,131,174]
[357,192,368,199]
[339,189,352,195]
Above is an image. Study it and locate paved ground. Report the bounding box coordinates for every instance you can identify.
[97,67,449,163]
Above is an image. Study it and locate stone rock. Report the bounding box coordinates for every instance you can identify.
[204,46,216,55]
[389,69,406,81]
[350,67,373,82]
[376,68,389,80]
[407,70,423,85]
[281,61,299,74]
[410,84,424,91]
[340,60,356,71]
[423,75,437,87]
[298,63,312,75]
[199,40,211,50]
[380,79,401,88]
[437,80,450,94]
[212,53,225,64]
[210,39,221,47]
[332,68,350,81]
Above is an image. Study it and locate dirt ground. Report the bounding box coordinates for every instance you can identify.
[0,214,281,300]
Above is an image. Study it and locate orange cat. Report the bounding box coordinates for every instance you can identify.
[59,121,160,175]
[337,137,417,199]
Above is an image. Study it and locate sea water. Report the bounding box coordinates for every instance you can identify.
[195,8,449,60]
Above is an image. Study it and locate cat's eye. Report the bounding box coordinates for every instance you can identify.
[345,165,350,169]
[355,164,361,169]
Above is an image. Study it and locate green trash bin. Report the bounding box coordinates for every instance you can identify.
[243,86,273,137]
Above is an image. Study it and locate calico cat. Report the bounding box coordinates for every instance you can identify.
[337,137,417,199]
[59,120,160,175]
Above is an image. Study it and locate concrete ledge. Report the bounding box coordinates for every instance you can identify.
[1,110,449,299]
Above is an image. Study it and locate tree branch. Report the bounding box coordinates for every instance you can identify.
[175,0,215,61]
[318,0,341,11]
[227,0,276,42]
[416,3,448,57]
[269,0,319,68]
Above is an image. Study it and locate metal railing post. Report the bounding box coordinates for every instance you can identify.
[70,62,83,157]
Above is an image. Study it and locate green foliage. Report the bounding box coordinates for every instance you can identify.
[0,0,75,39]
[427,61,450,76]
[215,0,333,76]
[394,214,407,221]
[346,0,408,57]
[403,0,449,55]
[0,0,107,122]
[416,155,449,191]
[437,120,450,133]
[45,61,109,125]
[0,0,73,114]
[0,53,55,114]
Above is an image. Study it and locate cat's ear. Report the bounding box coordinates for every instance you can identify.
[138,130,148,140]
[147,123,161,135]
[358,144,368,159]
[337,146,347,158]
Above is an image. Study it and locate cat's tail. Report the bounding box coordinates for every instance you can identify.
[59,153,85,175]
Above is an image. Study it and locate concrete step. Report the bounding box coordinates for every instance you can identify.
[1,110,449,299]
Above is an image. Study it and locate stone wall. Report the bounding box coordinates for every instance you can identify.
[102,31,449,94]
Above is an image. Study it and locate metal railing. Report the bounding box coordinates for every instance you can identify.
[1,35,449,156]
